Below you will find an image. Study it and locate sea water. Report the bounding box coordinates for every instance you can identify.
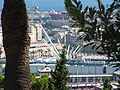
[30,63,116,74]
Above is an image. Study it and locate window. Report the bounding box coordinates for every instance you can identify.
[68,78,72,83]
[88,77,93,82]
[72,77,77,83]
[81,77,86,82]
[95,77,100,82]
[102,77,106,81]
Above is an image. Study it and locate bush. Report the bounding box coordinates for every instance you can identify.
[31,74,55,90]
[0,74,4,88]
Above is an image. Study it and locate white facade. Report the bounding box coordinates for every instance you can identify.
[29,23,42,43]
[36,24,42,41]
[29,25,37,42]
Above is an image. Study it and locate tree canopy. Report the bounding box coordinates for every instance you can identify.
[31,74,55,90]
[65,0,120,68]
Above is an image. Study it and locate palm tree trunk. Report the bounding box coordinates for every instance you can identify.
[1,0,31,90]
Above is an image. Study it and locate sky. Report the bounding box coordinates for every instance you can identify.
[0,0,113,11]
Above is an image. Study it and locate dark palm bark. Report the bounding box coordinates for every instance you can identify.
[1,0,31,90]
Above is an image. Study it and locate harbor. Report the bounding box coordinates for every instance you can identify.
[0,0,119,89]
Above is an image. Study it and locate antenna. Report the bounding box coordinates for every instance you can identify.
[31,0,37,21]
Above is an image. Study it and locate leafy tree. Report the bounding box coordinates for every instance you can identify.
[102,77,112,90]
[65,0,120,67]
[30,73,36,86]
[1,0,31,89]
[31,74,55,90]
[0,74,4,89]
[51,46,69,90]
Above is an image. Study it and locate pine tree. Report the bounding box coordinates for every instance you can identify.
[51,46,69,90]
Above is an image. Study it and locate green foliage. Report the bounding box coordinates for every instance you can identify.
[48,78,55,90]
[65,0,120,67]
[51,46,69,90]
[31,74,55,90]
[30,72,36,85]
[102,77,112,90]
[0,74,4,88]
